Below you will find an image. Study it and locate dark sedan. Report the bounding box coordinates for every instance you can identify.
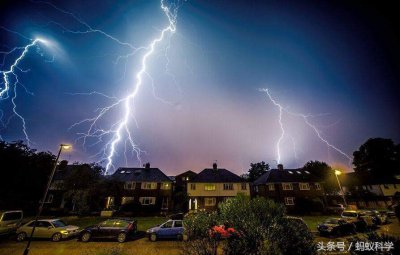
[317,218,356,237]
[79,218,137,243]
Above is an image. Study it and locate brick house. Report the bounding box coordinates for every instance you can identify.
[108,163,173,213]
[187,163,250,211]
[252,164,325,211]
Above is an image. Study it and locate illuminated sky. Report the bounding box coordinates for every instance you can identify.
[1,0,399,175]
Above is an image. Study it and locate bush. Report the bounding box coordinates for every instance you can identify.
[183,195,316,255]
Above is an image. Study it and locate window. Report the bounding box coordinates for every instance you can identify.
[241,183,247,190]
[52,220,67,228]
[161,182,171,190]
[141,182,157,190]
[121,197,134,205]
[268,184,275,191]
[182,177,186,181]
[284,197,295,205]
[299,183,310,190]
[223,183,233,190]
[140,197,156,205]
[124,181,136,190]
[174,221,183,228]
[282,183,293,190]
[315,183,321,190]
[45,194,53,203]
[205,197,216,206]
[37,221,52,228]
[190,183,196,190]
[296,171,302,174]
[254,185,259,192]
[162,221,173,228]
[204,184,216,191]
[223,197,232,202]
[2,212,22,221]
[100,220,116,228]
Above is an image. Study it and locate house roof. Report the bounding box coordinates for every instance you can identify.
[191,168,244,183]
[112,167,172,183]
[253,168,320,185]
[340,172,400,186]
[175,170,197,178]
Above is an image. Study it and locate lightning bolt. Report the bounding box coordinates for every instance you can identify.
[0,33,49,145]
[261,88,352,165]
[67,0,179,174]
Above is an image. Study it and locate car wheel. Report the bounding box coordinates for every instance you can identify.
[81,232,91,242]
[150,233,157,242]
[117,232,127,243]
[52,233,62,242]
[16,232,27,242]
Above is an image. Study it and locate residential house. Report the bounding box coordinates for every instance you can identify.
[48,164,77,211]
[173,170,197,212]
[253,164,325,211]
[340,172,400,209]
[109,163,173,213]
[187,163,250,210]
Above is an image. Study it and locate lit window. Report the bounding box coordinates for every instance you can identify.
[141,182,157,190]
[190,183,196,190]
[296,171,301,174]
[204,184,216,191]
[284,197,295,205]
[288,171,293,174]
[282,183,293,190]
[241,183,247,190]
[223,183,233,190]
[161,182,170,190]
[124,181,136,190]
[268,184,275,191]
[140,197,156,205]
[305,171,310,174]
[315,183,321,190]
[299,183,310,190]
[205,197,216,206]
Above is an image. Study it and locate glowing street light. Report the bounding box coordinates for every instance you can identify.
[334,169,347,207]
[24,144,71,255]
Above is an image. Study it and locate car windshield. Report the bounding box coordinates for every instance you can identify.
[52,220,67,228]
[342,212,357,217]
[324,219,339,224]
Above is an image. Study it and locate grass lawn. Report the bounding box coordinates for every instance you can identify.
[59,216,166,232]
[297,215,338,231]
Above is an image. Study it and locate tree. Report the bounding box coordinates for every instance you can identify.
[302,160,338,194]
[0,141,55,214]
[353,138,400,176]
[245,161,270,182]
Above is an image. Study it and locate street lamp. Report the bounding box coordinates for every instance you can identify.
[23,144,71,255]
[334,169,347,208]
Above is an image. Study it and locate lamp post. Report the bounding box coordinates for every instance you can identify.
[334,170,347,208]
[23,144,71,255]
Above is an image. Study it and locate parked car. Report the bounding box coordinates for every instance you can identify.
[326,204,345,214]
[380,210,396,218]
[361,210,387,225]
[317,218,356,236]
[146,219,186,241]
[79,218,137,243]
[0,210,23,236]
[341,210,374,231]
[16,219,79,242]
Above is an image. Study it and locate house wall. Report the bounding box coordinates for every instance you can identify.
[187,183,250,197]
[380,184,400,196]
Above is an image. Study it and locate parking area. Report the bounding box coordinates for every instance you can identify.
[0,217,399,255]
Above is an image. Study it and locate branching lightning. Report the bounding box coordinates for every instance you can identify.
[0,33,49,145]
[261,88,352,165]
[66,0,179,174]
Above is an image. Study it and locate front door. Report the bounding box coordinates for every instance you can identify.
[157,220,174,238]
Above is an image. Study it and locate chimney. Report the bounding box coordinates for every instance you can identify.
[212,162,218,170]
[143,162,151,169]
[277,164,284,171]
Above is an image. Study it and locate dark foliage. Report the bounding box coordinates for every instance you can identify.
[0,141,55,214]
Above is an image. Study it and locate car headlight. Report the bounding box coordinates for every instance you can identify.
[60,230,69,234]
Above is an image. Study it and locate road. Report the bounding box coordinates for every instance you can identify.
[1,221,399,255]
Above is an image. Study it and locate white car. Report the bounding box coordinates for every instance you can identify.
[0,210,23,236]
[341,210,374,230]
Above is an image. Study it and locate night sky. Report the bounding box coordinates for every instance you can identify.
[1,0,399,175]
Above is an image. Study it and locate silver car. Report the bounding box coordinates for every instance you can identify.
[0,210,23,236]
[16,219,80,242]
